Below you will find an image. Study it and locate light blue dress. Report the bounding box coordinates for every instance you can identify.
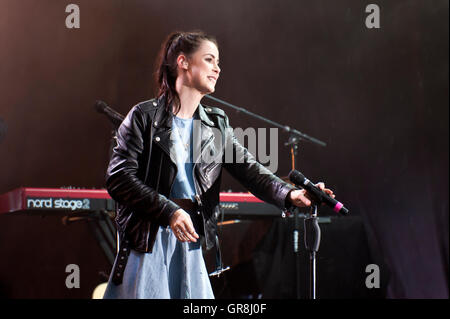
[103,115,214,299]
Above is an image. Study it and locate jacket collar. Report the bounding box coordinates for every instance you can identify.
[154,97,215,128]
[197,103,215,126]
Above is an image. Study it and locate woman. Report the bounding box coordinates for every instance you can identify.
[103,30,334,299]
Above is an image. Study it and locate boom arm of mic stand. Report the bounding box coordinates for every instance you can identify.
[204,95,327,147]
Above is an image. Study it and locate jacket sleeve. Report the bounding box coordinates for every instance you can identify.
[105,104,179,226]
[221,114,296,210]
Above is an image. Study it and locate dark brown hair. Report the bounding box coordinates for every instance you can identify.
[155,30,218,114]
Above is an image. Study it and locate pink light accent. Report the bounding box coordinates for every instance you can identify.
[334,202,343,213]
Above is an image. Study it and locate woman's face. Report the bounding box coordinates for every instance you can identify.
[182,40,221,94]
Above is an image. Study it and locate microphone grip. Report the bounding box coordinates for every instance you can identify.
[288,170,349,216]
[304,180,349,215]
[303,180,325,203]
[304,216,321,252]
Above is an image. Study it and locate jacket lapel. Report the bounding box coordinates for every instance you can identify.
[152,98,175,164]
[152,101,216,166]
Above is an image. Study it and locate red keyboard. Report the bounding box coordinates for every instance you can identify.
[0,187,115,214]
[0,187,285,218]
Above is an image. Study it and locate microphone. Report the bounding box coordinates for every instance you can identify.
[94,100,125,128]
[288,170,349,215]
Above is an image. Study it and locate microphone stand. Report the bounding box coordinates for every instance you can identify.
[203,95,326,299]
[287,134,303,299]
[204,95,327,147]
[93,100,124,158]
[304,204,321,299]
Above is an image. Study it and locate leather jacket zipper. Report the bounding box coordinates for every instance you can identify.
[192,133,214,203]
[192,133,215,237]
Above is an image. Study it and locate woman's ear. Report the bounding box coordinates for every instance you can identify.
[177,55,189,70]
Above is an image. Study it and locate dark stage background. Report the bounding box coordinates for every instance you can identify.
[0,0,448,299]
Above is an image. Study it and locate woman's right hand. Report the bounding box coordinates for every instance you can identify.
[169,209,199,243]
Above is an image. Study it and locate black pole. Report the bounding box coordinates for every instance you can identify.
[289,135,302,299]
[304,204,321,299]
[294,209,302,298]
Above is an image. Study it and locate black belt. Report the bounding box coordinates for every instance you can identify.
[172,198,197,212]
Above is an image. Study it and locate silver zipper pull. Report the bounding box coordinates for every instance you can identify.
[194,194,202,206]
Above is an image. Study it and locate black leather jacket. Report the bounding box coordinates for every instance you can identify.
[106,97,295,255]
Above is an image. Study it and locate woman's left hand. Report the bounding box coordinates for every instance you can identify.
[289,182,335,207]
